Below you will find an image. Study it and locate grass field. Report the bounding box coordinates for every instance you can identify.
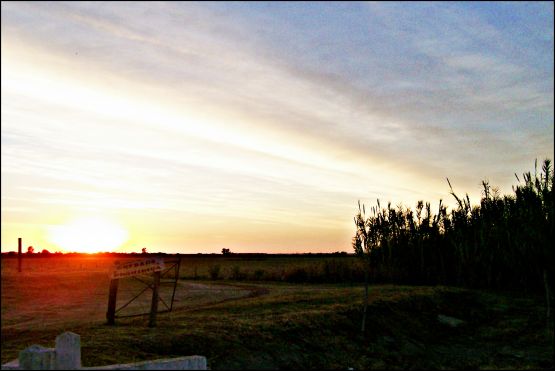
[175,254,363,282]
[1,255,553,369]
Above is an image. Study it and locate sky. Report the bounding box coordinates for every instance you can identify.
[1,1,553,254]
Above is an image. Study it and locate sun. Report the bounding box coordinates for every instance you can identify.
[48,217,128,253]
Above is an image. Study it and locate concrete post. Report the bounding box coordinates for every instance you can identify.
[19,345,55,370]
[55,332,81,369]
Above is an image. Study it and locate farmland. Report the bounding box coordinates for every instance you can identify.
[1,254,553,369]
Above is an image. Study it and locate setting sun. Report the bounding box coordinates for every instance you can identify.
[48,217,128,253]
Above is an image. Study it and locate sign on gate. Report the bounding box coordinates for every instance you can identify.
[106,257,180,327]
[110,257,165,279]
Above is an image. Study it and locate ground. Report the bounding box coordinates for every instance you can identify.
[1,256,553,369]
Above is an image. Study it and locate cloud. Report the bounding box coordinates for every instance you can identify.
[1,1,553,252]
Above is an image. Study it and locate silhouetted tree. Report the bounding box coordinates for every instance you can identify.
[40,249,51,255]
[26,246,34,254]
[222,248,231,255]
[141,247,147,254]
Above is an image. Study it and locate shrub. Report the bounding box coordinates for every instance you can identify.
[230,265,244,280]
[252,269,265,281]
[283,267,308,283]
[209,265,221,280]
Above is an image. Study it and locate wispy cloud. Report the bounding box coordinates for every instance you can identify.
[1,1,553,252]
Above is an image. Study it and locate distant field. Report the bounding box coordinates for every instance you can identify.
[1,255,553,369]
[1,253,364,282]
[1,254,117,274]
[176,254,363,281]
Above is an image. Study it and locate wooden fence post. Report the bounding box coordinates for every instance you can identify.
[106,279,119,325]
[149,271,161,327]
[18,238,22,273]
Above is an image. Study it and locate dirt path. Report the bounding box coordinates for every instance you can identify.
[1,269,269,331]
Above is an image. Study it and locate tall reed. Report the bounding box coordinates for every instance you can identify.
[353,159,553,293]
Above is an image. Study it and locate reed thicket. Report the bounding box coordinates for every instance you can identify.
[353,159,553,293]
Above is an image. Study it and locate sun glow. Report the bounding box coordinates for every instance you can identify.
[48,217,128,253]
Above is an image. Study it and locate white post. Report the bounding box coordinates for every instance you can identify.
[55,332,81,370]
[19,345,56,370]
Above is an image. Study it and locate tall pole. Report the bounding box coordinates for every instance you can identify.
[18,238,22,273]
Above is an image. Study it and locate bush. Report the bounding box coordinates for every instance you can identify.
[283,267,308,283]
[252,269,265,281]
[209,265,221,280]
[230,265,244,280]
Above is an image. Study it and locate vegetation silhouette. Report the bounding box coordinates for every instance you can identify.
[222,248,232,255]
[353,158,553,335]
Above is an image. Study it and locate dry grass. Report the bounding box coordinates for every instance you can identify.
[0,256,254,332]
[2,256,553,369]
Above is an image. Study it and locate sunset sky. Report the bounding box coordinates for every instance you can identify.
[1,2,553,254]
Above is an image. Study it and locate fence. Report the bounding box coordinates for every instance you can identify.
[1,332,207,370]
[107,257,181,327]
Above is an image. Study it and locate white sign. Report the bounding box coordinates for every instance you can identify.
[110,258,165,279]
